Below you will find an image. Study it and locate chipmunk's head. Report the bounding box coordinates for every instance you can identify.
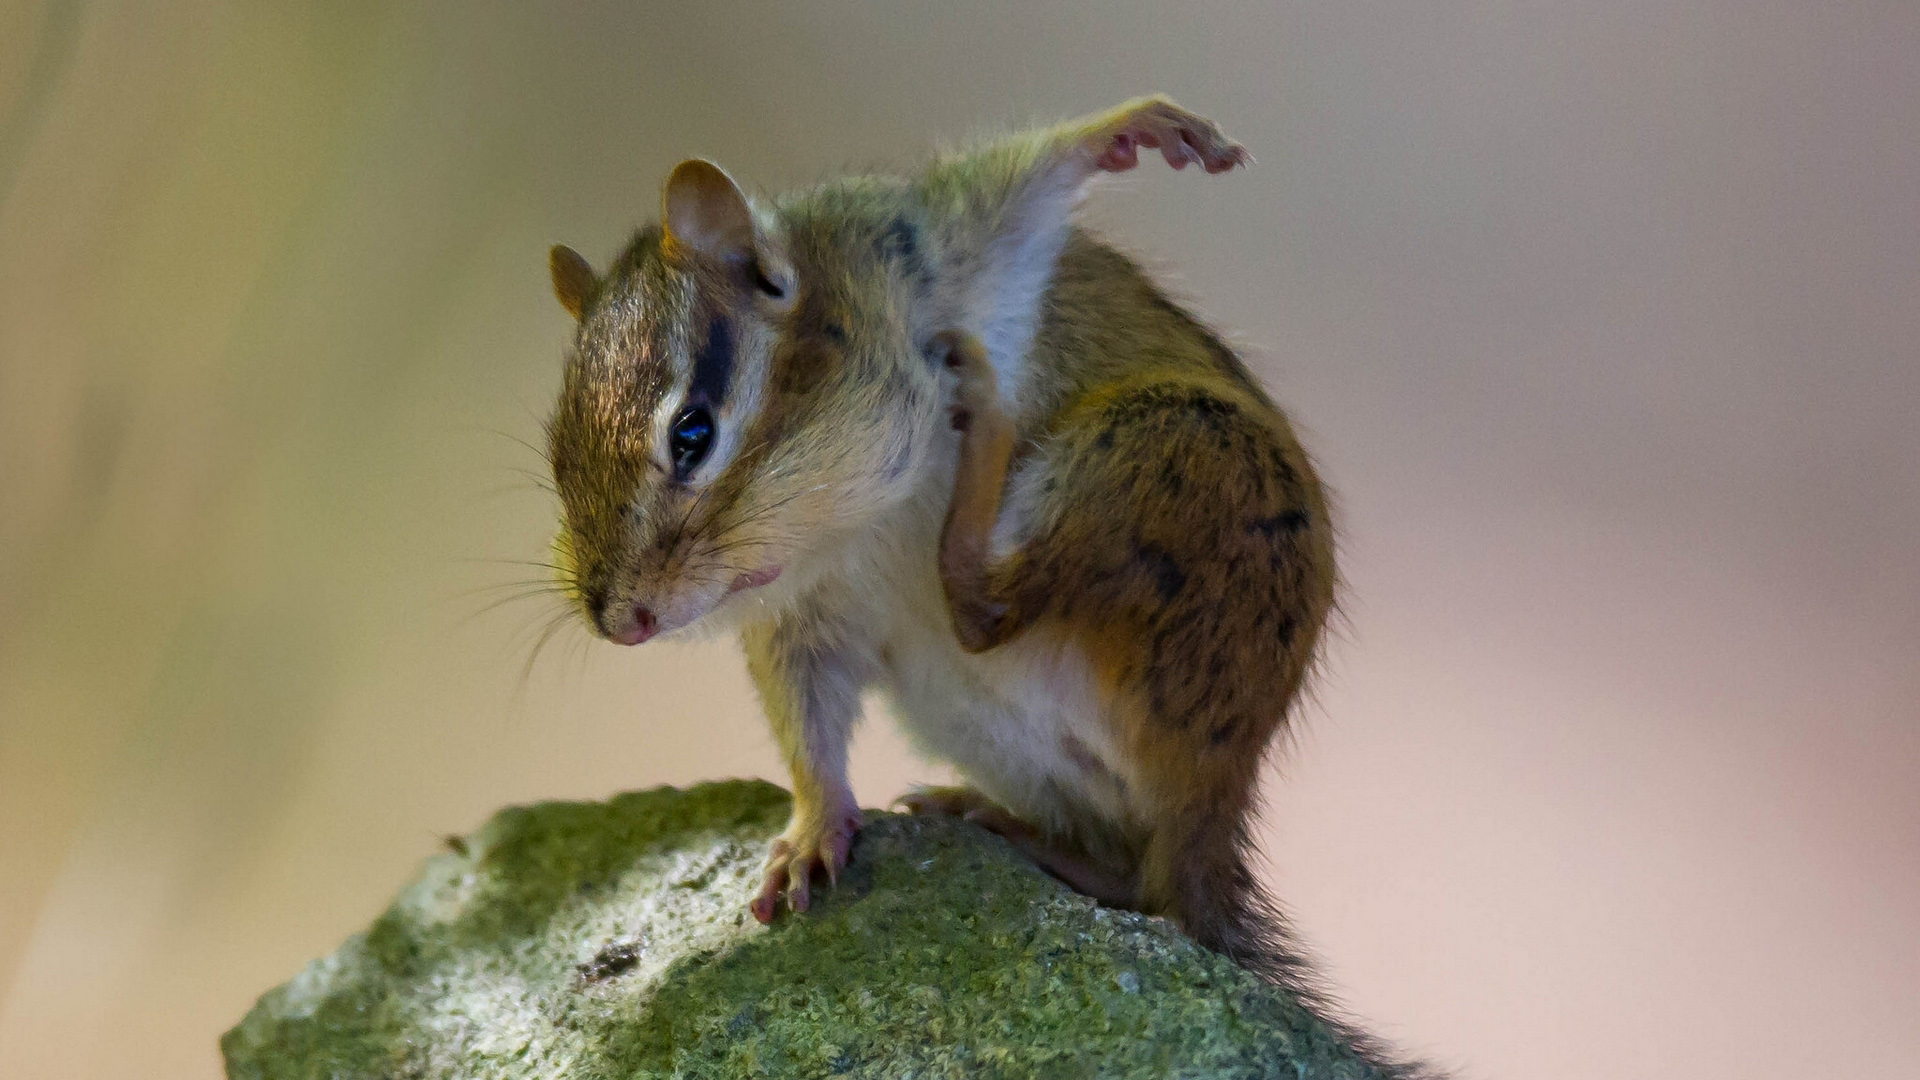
[545,160,935,644]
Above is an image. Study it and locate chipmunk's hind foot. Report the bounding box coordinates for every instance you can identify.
[897,785,1138,906]
[895,783,1000,820]
[1088,96,1252,175]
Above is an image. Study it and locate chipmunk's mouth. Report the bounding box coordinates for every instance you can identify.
[724,565,782,596]
[603,565,783,647]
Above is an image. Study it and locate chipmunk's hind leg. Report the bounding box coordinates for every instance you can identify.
[978,371,1335,956]
[912,97,1247,379]
[897,785,1138,906]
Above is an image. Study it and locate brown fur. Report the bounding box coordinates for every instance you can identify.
[934,326,1335,968]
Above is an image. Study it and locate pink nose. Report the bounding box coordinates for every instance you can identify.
[608,606,657,646]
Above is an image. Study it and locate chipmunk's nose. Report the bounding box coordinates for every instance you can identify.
[605,604,657,646]
[586,585,656,645]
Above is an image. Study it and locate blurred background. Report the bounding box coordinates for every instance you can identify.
[2,2,1916,1077]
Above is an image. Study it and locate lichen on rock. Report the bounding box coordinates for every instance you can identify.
[222,780,1400,1079]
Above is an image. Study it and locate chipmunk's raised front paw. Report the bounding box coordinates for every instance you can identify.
[750,803,863,924]
[932,331,1001,434]
[1090,96,1250,175]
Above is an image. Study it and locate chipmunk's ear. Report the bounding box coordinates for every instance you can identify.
[662,159,756,262]
[549,244,596,321]
[662,159,795,305]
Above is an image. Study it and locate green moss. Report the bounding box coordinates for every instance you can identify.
[222,780,1397,1079]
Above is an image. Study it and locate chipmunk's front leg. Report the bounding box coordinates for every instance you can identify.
[935,331,1028,653]
[742,617,866,923]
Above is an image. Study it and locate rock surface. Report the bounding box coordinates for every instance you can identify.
[222,780,1401,1079]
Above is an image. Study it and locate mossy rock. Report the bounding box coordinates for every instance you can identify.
[222,780,1404,1079]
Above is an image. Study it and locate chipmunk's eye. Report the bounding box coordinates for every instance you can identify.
[669,405,714,478]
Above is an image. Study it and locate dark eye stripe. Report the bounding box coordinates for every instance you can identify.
[689,316,733,410]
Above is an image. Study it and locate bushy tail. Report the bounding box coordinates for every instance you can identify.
[1158,813,1450,1080]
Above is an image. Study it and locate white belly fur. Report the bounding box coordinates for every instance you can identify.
[867,571,1136,840]
[800,463,1138,841]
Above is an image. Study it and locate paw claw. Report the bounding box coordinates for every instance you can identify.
[938,332,1003,441]
[750,893,777,924]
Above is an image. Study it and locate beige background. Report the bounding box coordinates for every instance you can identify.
[3,2,1917,1077]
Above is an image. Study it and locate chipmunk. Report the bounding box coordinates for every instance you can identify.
[543,97,1339,991]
